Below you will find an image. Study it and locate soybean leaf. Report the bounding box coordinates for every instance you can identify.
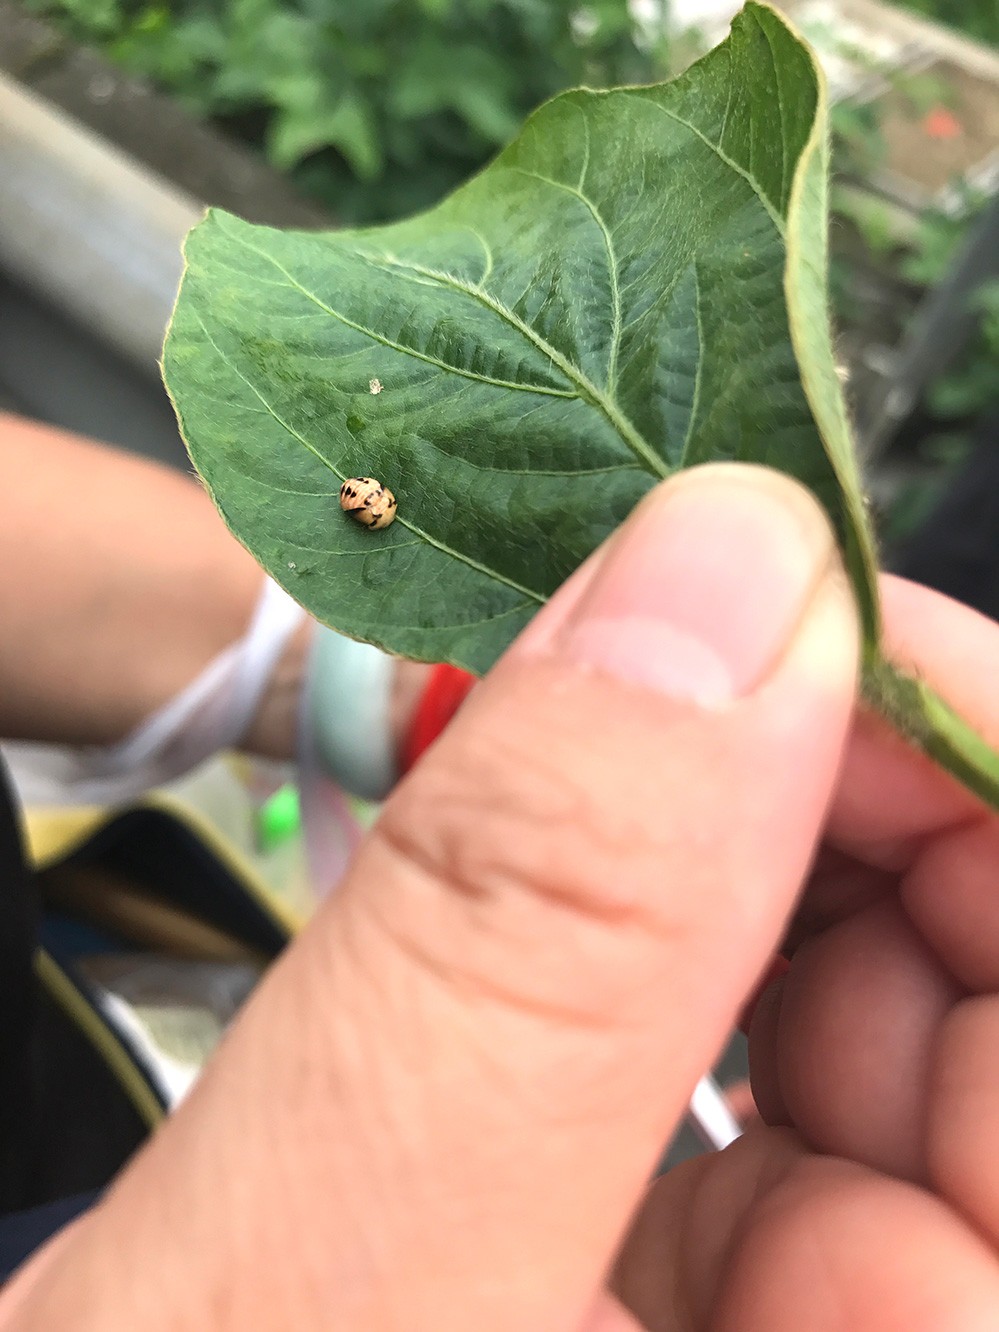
[164,1,999,811]
[165,2,877,667]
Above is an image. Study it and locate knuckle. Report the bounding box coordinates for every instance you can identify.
[374,688,672,936]
[350,671,705,1038]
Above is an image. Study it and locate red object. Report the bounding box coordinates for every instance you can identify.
[402,663,477,771]
[923,106,962,141]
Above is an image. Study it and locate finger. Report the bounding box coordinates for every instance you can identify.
[747,975,791,1128]
[712,1153,999,1332]
[881,575,999,752]
[930,995,999,1246]
[761,580,999,1184]
[617,1130,999,1332]
[750,576,998,959]
[612,1128,806,1330]
[579,1294,645,1332]
[750,824,999,1184]
[902,816,999,991]
[785,844,896,945]
[7,464,859,1332]
[775,899,961,1181]
[324,465,857,1330]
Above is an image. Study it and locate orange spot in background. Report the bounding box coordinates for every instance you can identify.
[923,106,962,140]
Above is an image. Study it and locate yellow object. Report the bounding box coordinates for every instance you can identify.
[24,787,305,937]
[35,950,164,1130]
[21,762,305,1134]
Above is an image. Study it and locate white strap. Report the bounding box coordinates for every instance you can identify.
[25,578,306,806]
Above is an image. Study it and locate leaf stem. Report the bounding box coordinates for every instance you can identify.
[862,652,999,813]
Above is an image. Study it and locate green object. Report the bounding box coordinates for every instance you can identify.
[164,3,999,812]
[891,0,999,49]
[24,0,669,225]
[256,784,302,852]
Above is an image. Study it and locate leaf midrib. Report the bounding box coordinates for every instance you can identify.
[214,233,578,402]
[635,97,787,237]
[219,218,670,482]
[506,165,624,393]
[351,249,669,478]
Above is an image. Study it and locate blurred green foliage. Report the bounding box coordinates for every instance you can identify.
[24,0,669,222]
[927,279,999,419]
[892,0,998,49]
[834,127,998,426]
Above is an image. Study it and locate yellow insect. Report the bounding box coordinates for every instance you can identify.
[339,477,398,530]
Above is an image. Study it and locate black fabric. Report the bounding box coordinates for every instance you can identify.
[0,761,292,1274]
[0,1190,101,1282]
[24,976,151,1207]
[56,807,289,956]
[0,758,37,1213]
[0,764,152,1219]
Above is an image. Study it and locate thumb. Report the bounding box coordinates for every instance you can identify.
[344,463,858,1321]
[11,465,859,1332]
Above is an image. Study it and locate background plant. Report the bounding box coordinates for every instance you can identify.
[894,0,998,49]
[828,58,998,544]
[23,0,999,547]
[24,0,670,223]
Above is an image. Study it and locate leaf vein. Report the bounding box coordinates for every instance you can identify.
[191,310,548,605]
[216,226,578,401]
[756,10,791,210]
[635,96,786,236]
[577,108,592,191]
[508,165,623,392]
[679,262,705,467]
[355,252,668,478]
[352,595,537,640]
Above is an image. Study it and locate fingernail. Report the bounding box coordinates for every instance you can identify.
[559,465,834,705]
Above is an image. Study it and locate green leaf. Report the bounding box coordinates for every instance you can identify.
[782,67,881,641]
[166,4,870,663]
[269,91,383,177]
[163,2,999,811]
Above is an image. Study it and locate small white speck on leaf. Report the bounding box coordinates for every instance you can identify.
[288,561,297,570]
[369,378,383,395]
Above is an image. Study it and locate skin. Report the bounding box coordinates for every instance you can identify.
[0,462,997,1329]
[0,412,423,759]
[613,572,999,1332]
[0,412,268,746]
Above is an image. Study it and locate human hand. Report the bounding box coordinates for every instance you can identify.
[612,573,999,1331]
[2,463,994,1331]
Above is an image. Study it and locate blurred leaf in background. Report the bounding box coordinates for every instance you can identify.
[893,0,998,49]
[928,279,999,420]
[24,0,671,222]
